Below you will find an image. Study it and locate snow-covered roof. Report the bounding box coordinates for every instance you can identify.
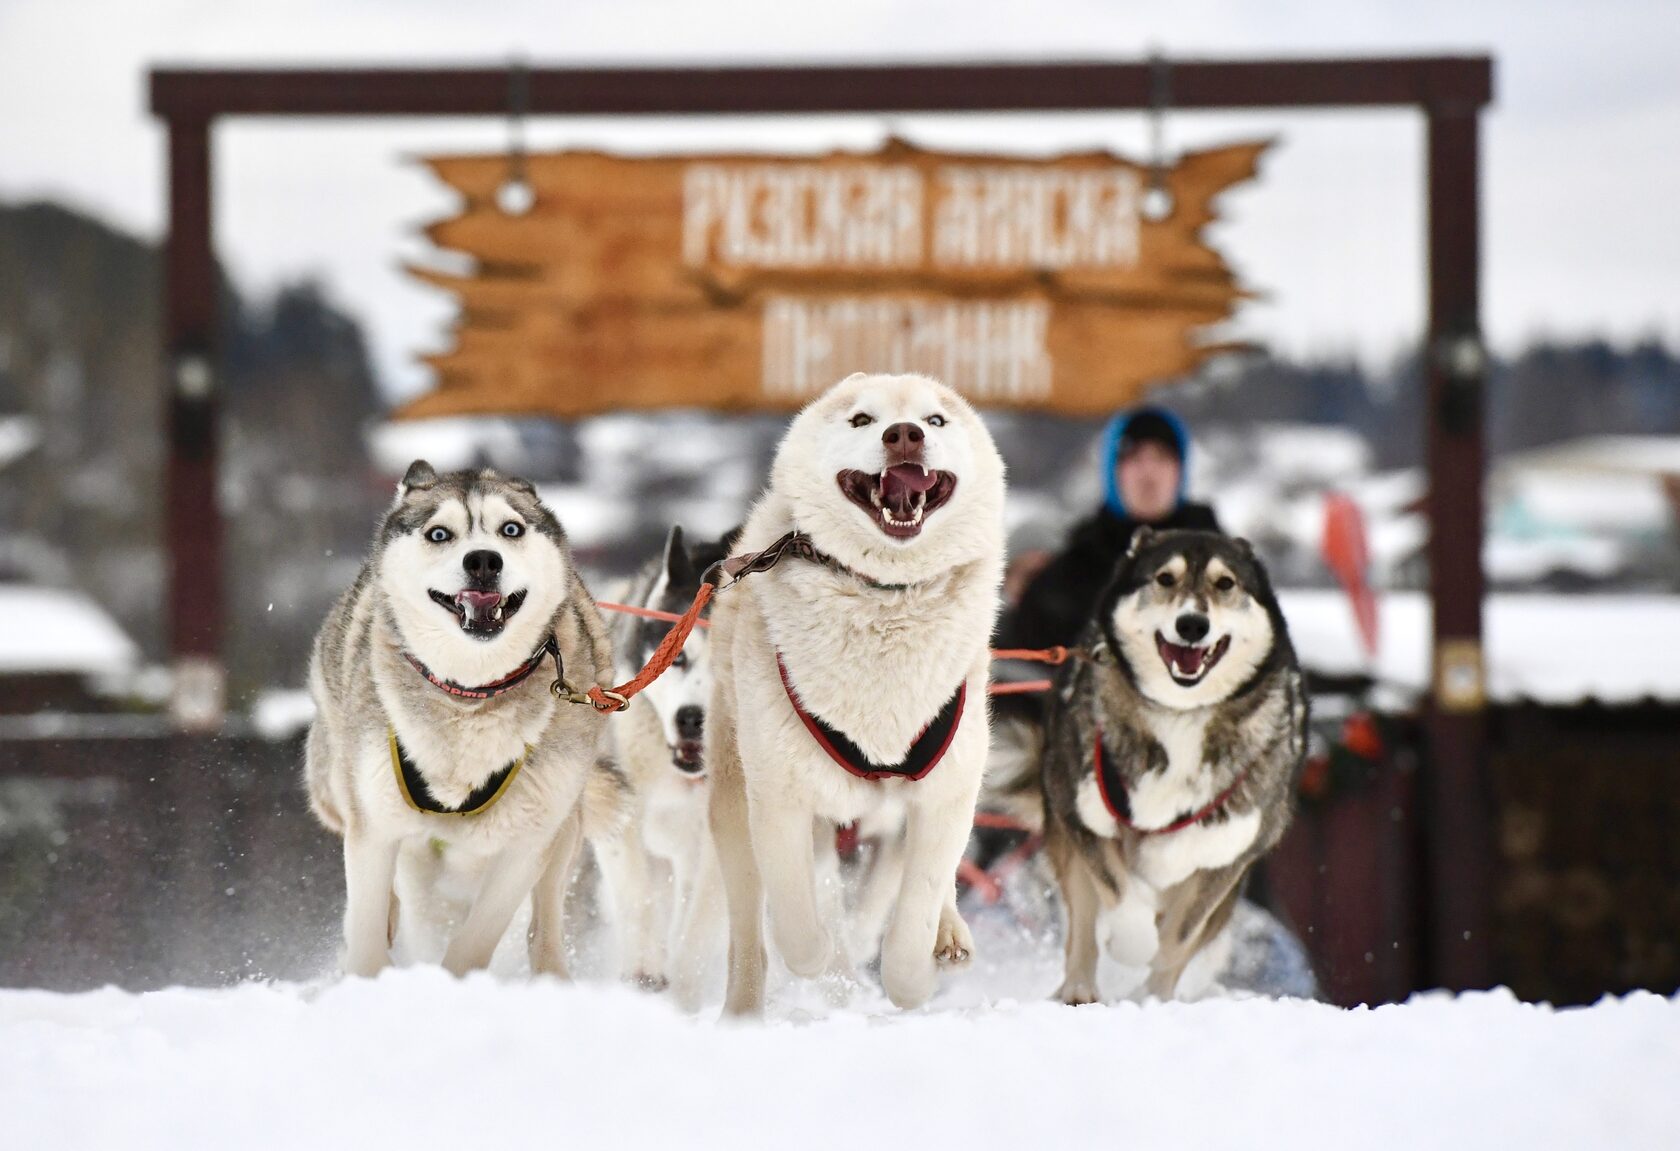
[368,416,536,476]
[0,415,40,469]
[1279,589,1680,706]
[1506,435,1680,478]
[0,584,139,675]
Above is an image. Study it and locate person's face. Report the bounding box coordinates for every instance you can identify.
[1116,440,1181,522]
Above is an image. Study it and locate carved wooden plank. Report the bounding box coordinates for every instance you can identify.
[399,138,1268,417]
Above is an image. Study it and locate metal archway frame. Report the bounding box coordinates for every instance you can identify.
[148,56,1495,990]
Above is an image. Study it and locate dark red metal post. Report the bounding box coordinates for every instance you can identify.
[148,58,1490,119]
[1423,107,1493,989]
[163,114,224,727]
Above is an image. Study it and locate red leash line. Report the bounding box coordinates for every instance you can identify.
[597,600,714,628]
[972,811,1034,832]
[989,679,1052,695]
[595,600,1067,696]
[583,584,716,712]
[990,646,1073,665]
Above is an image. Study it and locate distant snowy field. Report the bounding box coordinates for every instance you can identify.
[4,969,1676,1149]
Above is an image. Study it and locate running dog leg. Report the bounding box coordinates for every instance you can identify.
[1047,826,1103,1005]
[593,825,668,989]
[711,745,768,1017]
[670,834,725,1012]
[342,832,400,977]
[846,828,905,968]
[1147,863,1246,1001]
[752,798,830,980]
[528,814,584,979]
[442,837,552,976]
[880,796,975,1009]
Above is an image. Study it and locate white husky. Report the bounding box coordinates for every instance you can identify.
[707,373,1006,1013]
[595,526,730,1008]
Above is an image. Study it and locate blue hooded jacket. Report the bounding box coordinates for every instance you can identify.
[1099,406,1192,519]
[995,405,1218,650]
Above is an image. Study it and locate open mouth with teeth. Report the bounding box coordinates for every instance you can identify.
[671,741,705,776]
[1155,633,1232,686]
[837,465,957,539]
[429,587,528,640]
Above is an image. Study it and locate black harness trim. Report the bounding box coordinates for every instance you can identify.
[389,730,528,817]
[776,653,965,782]
[1091,727,1252,836]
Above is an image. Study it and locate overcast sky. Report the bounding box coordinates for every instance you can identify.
[2,0,1676,401]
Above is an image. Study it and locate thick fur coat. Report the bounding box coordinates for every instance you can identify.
[706,373,1007,1013]
[1035,529,1307,1003]
[304,461,624,978]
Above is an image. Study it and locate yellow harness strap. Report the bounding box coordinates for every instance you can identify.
[388,729,529,817]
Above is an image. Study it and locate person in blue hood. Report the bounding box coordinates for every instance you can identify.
[997,405,1222,651]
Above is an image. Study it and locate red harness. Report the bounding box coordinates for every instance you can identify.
[1091,728,1252,836]
[776,653,966,782]
[402,636,558,701]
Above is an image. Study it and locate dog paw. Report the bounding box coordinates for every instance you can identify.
[1100,895,1159,968]
[632,970,671,993]
[1054,979,1100,1006]
[934,906,974,968]
[343,950,391,979]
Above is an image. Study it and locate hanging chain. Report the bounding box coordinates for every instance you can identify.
[1145,52,1174,222]
[499,57,534,215]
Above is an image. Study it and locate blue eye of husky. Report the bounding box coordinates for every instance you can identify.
[926,414,946,427]
[501,521,524,539]
[426,526,452,544]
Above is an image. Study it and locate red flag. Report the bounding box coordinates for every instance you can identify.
[1322,492,1379,659]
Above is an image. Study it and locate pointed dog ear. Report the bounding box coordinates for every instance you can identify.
[1126,525,1155,558]
[398,459,438,499]
[1233,536,1255,558]
[663,525,693,584]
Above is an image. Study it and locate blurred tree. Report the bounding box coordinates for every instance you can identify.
[0,200,385,700]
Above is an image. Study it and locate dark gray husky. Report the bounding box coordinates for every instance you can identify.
[998,528,1307,1003]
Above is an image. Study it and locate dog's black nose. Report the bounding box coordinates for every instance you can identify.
[881,422,925,449]
[675,705,704,740]
[463,550,503,581]
[1175,612,1210,644]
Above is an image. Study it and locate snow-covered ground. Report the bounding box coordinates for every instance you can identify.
[3,974,1675,1150]
[4,895,1677,1151]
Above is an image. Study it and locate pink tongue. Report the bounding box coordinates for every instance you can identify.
[882,464,937,497]
[456,589,502,623]
[1168,643,1203,673]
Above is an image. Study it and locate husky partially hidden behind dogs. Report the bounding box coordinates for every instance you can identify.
[304,461,624,978]
[1018,528,1307,1003]
[595,525,733,1007]
[707,373,1007,1013]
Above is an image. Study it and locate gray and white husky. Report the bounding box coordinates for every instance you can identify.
[1009,528,1307,1003]
[707,372,1007,1014]
[304,461,625,978]
[595,525,733,1008]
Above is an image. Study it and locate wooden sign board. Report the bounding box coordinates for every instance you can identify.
[397,138,1268,420]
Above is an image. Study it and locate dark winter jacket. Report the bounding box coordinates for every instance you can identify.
[996,409,1221,652]
[996,502,1221,651]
